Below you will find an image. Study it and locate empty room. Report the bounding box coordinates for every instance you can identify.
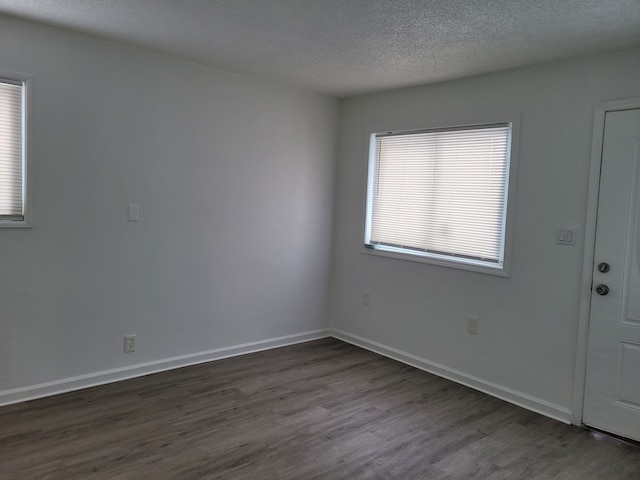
[1,1,640,478]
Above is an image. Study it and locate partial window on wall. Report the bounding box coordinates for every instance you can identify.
[0,76,29,227]
[364,122,515,276]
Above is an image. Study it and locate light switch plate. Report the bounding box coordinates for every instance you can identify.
[556,227,576,245]
[128,204,139,222]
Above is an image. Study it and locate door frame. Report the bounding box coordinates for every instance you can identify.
[573,97,640,426]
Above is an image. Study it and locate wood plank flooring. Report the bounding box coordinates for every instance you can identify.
[1,338,639,479]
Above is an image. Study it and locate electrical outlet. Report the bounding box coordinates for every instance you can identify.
[362,291,370,305]
[467,316,479,335]
[124,334,136,353]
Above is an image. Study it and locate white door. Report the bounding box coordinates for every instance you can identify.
[583,108,640,441]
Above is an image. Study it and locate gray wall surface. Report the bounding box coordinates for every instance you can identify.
[330,47,640,418]
[0,16,337,395]
[2,12,640,421]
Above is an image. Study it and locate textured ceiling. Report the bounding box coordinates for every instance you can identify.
[1,0,639,97]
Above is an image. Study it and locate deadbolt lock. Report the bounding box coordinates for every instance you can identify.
[597,262,610,273]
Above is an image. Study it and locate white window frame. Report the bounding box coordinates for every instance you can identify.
[363,118,519,277]
[0,72,32,228]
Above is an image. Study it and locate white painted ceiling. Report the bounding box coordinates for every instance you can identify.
[1,0,639,97]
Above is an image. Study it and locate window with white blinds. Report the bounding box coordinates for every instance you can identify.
[365,123,513,272]
[0,78,25,222]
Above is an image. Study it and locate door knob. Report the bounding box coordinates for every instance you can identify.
[595,284,610,296]
[598,262,610,273]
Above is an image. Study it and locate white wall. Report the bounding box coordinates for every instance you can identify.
[330,48,640,421]
[2,14,638,420]
[0,16,337,400]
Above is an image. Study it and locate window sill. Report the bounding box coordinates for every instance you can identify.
[361,246,511,278]
[0,219,32,228]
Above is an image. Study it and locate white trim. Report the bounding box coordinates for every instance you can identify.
[0,329,330,407]
[361,247,510,277]
[0,71,33,228]
[0,324,574,423]
[573,97,640,425]
[332,329,572,424]
[362,115,521,278]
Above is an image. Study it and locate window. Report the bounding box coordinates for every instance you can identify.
[364,122,514,275]
[0,76,29,227]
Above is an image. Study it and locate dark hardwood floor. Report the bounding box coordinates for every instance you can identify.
[1,338,639,479]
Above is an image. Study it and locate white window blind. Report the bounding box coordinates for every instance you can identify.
[0,78,24,220]
[365,123,512,268]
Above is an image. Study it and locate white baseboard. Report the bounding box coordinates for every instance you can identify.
[1,328,573,425]
[331,329,572,424]
[0,329,330,407]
